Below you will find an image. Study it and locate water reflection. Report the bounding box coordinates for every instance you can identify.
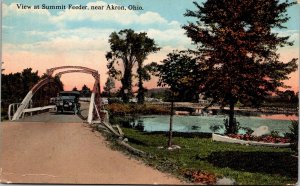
[260,114,298,120]
[110,113,298,135]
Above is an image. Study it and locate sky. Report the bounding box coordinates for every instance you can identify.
[1,0,299,92]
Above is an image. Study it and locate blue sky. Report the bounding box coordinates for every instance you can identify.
[2,0,299,90]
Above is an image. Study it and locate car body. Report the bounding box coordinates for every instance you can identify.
[55,91,81,114]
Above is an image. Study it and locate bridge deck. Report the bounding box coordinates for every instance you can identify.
[0,121,181,184]
[1,101,180,184]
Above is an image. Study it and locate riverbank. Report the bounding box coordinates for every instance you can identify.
[103,127,297,185]
[106,103,298,116]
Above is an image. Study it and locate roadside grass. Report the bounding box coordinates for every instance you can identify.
[119,128,298,185]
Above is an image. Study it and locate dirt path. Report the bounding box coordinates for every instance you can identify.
[0,122,182,184]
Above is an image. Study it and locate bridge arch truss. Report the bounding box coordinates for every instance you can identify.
[12,66,102,124]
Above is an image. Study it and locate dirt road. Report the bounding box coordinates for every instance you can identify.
[0,121,182,184]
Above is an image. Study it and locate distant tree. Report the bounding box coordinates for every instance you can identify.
[80,84,91,97]
[103,77,115,97]
[21,68,40,97]
[183,0,298,134]
[2,68,42,117]
[72,87,78,91]
[106,29,160,103]
[278,90,298,103]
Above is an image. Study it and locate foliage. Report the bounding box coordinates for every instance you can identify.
[2,68,40,111]
[209,124,224,133]
[72,87,78,91]
[277,90,299,104]
[285,120,298,153]
[227,134,290,143]
[135,41,160,104]
[184,170,217,184]
[239,126,254,135]
[183,0,298,133]
[223,118,240,134]
[103,77,115,97]
[157,51,204,102]
[106,103,169,115]
[270,130,281,138]
[106,29,160,103]
[80,84,91,97]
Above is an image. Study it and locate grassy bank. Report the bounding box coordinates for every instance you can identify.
[108,128,297,185]
[106,103,169,115]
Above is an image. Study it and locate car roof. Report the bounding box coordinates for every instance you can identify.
[60,91,80,95]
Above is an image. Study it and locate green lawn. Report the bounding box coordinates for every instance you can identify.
[117,128,297,185]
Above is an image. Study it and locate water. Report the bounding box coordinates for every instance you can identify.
[130,114,298,135]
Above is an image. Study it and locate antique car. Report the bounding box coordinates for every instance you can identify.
[55,91,81,114]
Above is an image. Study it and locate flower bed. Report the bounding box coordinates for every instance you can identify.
[227,134,290,143]
[212,133,291,147]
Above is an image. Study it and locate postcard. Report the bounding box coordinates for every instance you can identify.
[1,0,299,185]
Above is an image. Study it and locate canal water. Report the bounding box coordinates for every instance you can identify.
[129,114,298,135]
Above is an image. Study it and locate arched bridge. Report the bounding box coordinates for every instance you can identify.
[8,66,122,137]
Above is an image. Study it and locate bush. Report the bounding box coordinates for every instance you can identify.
[107,103,169,115]
[285,120,298,153]
[240,127,254,135]
[209,124,224,133]
[224,117,240,134]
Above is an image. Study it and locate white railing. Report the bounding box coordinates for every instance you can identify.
[8,100,56,121]
[8,103,21,121]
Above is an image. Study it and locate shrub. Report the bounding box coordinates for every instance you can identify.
[240,127,254,135]
[107,103,169,115]
[209,124,224,133]
[224,117,240,134]
[285,120,298,153]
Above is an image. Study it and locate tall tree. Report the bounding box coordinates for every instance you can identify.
[106,29,160,103]
[135,34,160,104]
[183,0,298,134]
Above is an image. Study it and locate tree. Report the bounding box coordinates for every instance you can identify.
[183,0,298,134]
[106,29,160,103]
[135,34,160,104]
[103,77,115,97]
[21,68,40,97]
[157,51,205,102]
[80,84,91,97]
[156,51,205,147]
[72,87,78,91]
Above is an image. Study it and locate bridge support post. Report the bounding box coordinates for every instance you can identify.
[87,93,95,124]
[12,91,33,121]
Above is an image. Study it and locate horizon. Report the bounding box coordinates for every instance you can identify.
[2,0,299,92]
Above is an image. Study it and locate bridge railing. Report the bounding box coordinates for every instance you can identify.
[8,100,56,121]
[8,103,21,121]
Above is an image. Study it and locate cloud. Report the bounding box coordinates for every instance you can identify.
[146,28,191,48]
